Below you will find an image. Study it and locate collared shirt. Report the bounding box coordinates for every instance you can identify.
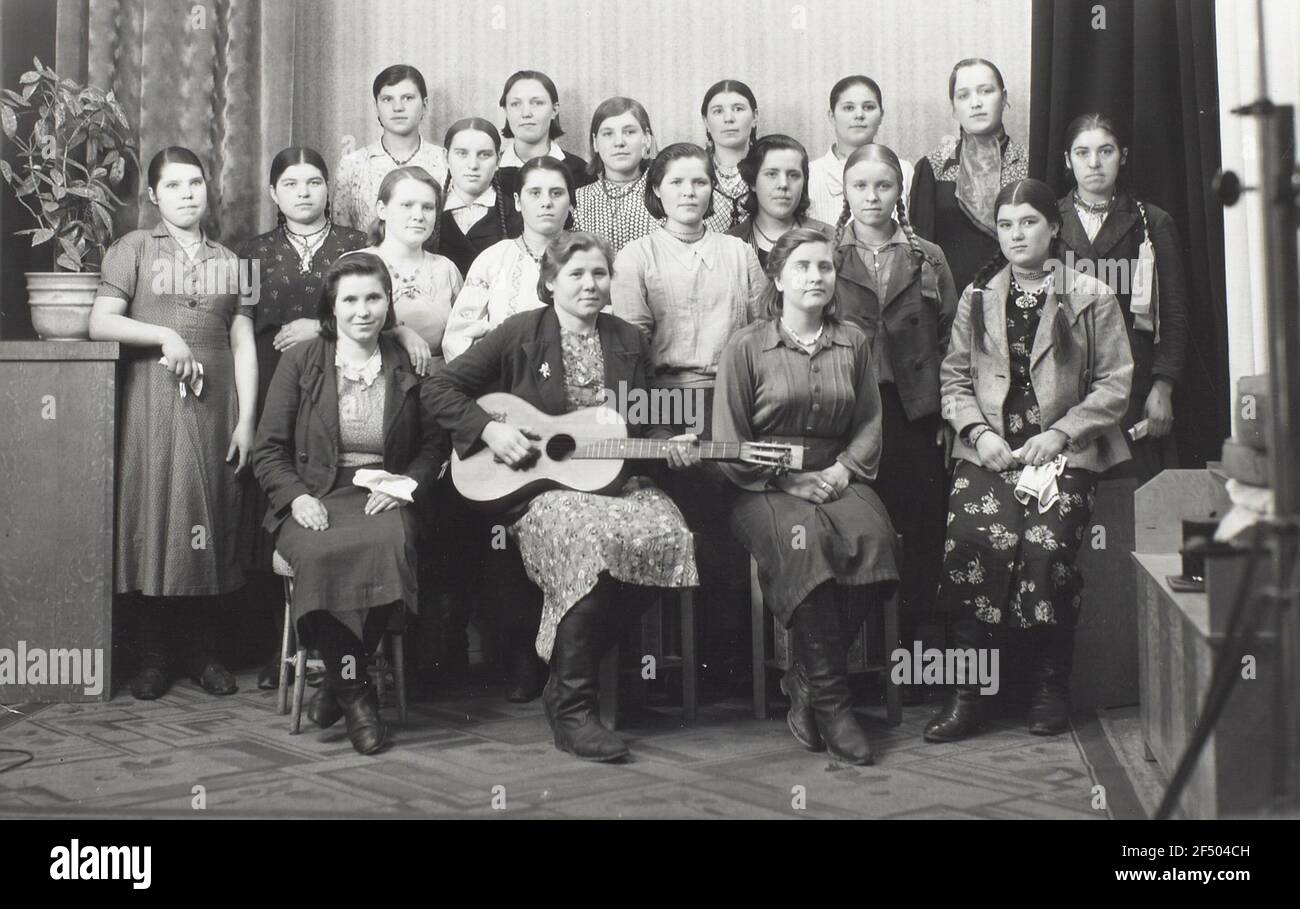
[573,172,661,253]
[808,146,915,225]
[844,222,911,384]
[332,137,449,231]
[712,317,881,489]
[611,228,766,388]
[498,140,568,169]
[445,185,498,235]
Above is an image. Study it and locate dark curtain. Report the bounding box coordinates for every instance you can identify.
[1029,0,1229,468]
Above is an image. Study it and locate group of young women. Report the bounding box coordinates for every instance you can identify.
[88,59,1190,763]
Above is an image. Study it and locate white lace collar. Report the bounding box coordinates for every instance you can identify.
[335,347,382,387]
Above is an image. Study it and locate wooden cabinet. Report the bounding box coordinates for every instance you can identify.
[0,342,118,703]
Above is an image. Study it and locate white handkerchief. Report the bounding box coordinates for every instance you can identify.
[1013,455,1068,513]
[352,468,417,503]
[158,357,204,397]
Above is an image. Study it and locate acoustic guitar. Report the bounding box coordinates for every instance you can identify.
[451,392,804,511]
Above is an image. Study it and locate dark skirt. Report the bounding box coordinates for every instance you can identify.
[730,482,899,625]
[273,465,420,634]
[937,459,1096,628]
[874,383,947,623]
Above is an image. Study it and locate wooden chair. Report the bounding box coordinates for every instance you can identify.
[749,554,902,726]
[598,586,698,730]
[273,551,408,733]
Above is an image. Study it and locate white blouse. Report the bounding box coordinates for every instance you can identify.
[442,238,545,362]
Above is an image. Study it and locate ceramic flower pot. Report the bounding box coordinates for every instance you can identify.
[25,272,101,340]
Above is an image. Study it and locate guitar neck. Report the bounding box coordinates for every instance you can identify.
[575,439,744,461]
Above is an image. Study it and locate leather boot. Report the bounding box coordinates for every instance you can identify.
[791,588,873,765]
[129,600,170,700]
[335,680,388,755]
[308,686,344,729]
[504,630,546,703]
[1027,624,1073,735]
[780,663,825,752]
[542,591,628,762]
[924,617,986,742]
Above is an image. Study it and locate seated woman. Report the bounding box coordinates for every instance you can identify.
[253,252,446,755]
[713,227,900,765]
[429,232,700,762]
[927,179,1132,743]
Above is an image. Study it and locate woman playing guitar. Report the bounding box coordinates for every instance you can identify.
[428,231,701,762]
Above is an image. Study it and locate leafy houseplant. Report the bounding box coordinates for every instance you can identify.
[1,57,139,339]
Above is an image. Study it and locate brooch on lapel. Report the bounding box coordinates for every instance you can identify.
[539,362,551,379]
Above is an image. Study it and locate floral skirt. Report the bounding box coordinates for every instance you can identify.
[510,477,699,661]
[937,459,1096,628]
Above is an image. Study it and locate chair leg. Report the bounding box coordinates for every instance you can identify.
[598,643,619,731]
[290,645,307,734]
[277,582,293,716]
[680,587,697,725]
[750,556,767,720]
[373,637,387,706]
[883,589,902,726]
[392,631,408,727]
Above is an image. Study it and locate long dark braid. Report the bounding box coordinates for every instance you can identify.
[894,196,924,261]
[968,249,1007,354]
[492,170,508,240]
[832,198,853,249]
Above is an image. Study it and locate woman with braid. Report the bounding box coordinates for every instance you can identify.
[831,144,958,701]
[438,118,518,279]
[359,166,463,370]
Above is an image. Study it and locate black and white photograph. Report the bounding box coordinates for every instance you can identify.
[0,0,1296,862]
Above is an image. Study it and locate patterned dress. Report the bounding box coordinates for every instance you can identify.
[937,277,1096,628]
[234,223,368,569]
[509,328,699,660]
[705,162,749,233]
[573,172,662,254]
[98,225,252,597]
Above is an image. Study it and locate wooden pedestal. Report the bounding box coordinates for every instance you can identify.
[0,341,118,703]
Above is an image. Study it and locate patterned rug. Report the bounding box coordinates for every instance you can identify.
[0,673,1130,819]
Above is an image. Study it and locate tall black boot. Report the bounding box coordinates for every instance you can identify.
[129,597,171,700]
[185,597,236,695]
[503,630,546,703]
[308,611,388,753]
[1026,623,1073,735]
[923,617,987,742]
[791,586,873,765]
[542,587,629,762]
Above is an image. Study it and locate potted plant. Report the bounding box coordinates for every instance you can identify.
[1,57,139,340]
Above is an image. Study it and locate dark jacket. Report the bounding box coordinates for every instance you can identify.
[1056,191,1189,399]
[437,192,519,278]
[832,232,959,421]
[726,215,832,268]
[428,305,657,461]
[252,334,448,534]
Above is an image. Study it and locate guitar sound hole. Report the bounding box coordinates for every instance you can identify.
[546,434,576,461]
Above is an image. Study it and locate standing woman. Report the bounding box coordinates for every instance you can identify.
[613,142,766,680]
[574,96,661,254]
[910,58,1029,297]
[927,179,1132,743]
[830,144,958,693]
[429,232,700,762]
[333,64,449,232]
[235,147,367,689]
[443,156,575,362]
[713,228,900,764]
[1057,113,1189,481]
[89,147,257,699]
[253,253,446,755]
[438,118,518,279]
[808,76,914,225]
[728,133,830,267]
[496,70,592,201]
[700,80,759,232]
[361,166,464,369]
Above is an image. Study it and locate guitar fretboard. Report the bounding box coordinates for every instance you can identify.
[575,439,744,460]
